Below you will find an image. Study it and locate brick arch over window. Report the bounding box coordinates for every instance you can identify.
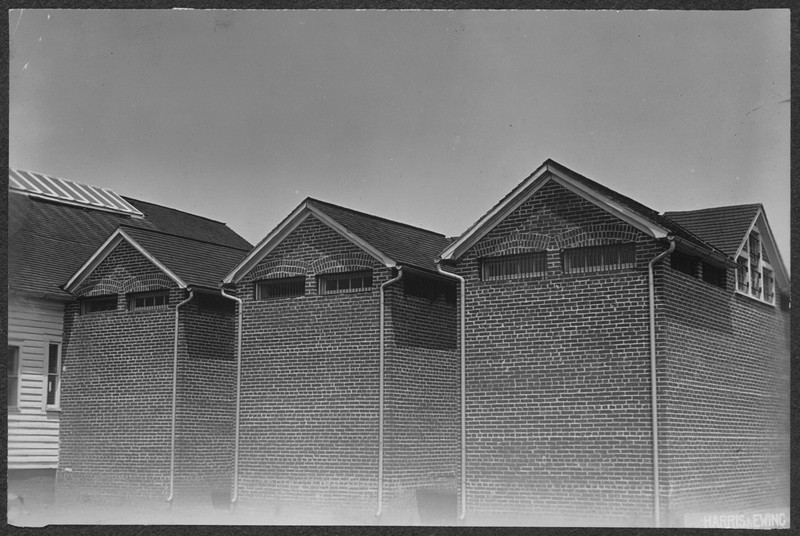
[249,258,310,281]
[311,252,376,275]
[74,278,123,298]
[554,223,639,250]
[121,273,177,294]
[473,231,551,258]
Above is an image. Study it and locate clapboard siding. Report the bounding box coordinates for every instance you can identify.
[8,296,65,469]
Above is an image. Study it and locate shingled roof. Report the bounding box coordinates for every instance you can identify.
[308,199,451,272]
[120,226,250,289]
[224,197,451,284]
[663,204,762,258]
[9,169,251,299]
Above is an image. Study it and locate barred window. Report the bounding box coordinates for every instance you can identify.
[256,277,305,299]
[562,243,635,274]
[128,290,169,311]
[702,262,727,289]
[481,252,547,281]
[81,295,117,315]
[196,293,236,315]
[318,271,373,295]
[671,251,698,277]
[403,271,457,303]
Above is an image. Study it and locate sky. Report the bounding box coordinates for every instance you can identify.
[9,9,791,266]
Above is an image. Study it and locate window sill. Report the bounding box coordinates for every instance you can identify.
[46,406,62,413]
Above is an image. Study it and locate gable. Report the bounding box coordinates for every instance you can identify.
[240,214,381,284]
[70,238,180,298]
[440,161,670,262]
[64,229,187,295]
[738,210,789,290]
[225,201,393,284]
[464,178,649,261]
[663,205,761,258]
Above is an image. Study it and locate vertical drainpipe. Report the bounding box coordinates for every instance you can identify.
[167,289,195,506]
[647,236,675,528]
[435,262,466,521]
[376,267,404,518]
[220,288,243,511]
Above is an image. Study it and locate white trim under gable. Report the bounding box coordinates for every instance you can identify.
[222,199,396,285]
[63,228,187,293]
[439,164,552,261]
[734,208,789,290]
[439,161,669,262]
[547,168,669,240]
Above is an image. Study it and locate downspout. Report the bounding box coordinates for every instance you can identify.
[376,267,404,518]
[220,287,243,511]
[648,235,675,528]
[435,262,466,521]
[167,289,195,506]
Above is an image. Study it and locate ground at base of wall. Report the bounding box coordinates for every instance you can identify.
[10,501,445,526]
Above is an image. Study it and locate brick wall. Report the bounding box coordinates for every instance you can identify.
[58,241,237,504]
[234,214,460,520]
[449,179,660,525]
[235,215,386,517]
[656,259,790,525]
[174,297,236,498]
[386,279,457,350]
[382,279,460,521]
[382,344,460,520]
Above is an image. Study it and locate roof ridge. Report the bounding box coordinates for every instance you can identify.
[663,203,763,215]
[119,224,251,252]
[307,197,447,238]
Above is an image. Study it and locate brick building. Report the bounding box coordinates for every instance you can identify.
[221,198,460,522]
[28,159,789,526]
[8,169,167,500]
[12,172,254,505]
[437,159,790,526]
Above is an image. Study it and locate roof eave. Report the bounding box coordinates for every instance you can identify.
[673,236,737,268]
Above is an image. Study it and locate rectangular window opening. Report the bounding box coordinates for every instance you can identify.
[736,257,749,293]
[403,272,456,303]
[562,243,636,274]
[671,251,698,277]
[318,271,373,295]
[128,290,170,311]
[702,262,727,289]
[256,277,306,299]
[47,343,61,407]
[763,268,775,304]
[481,252,547,281]
[196,293,236,315]
[81,295,117,315]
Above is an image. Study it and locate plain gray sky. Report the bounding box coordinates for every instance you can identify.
[9,9,790,265]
